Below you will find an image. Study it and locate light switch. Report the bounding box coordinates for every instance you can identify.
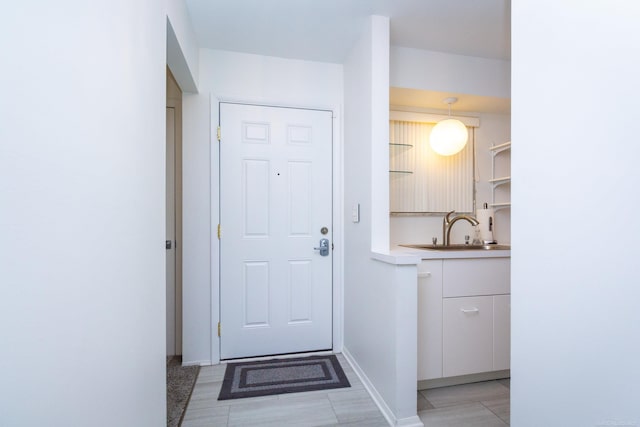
[352,203,360,223]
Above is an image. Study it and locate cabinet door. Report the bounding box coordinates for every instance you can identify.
[417,260,443,381]
[493,294,511,371]
[442,258,510,297]
[443,296,493,377]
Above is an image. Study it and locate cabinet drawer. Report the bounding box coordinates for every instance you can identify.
[443,296,493,377]
[443,258,510,297]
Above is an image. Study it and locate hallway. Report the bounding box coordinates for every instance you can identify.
[179,353,510,426]
[181,353,388,426]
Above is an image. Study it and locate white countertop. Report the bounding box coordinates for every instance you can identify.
[370,245,511,265]
[389,244,511,260]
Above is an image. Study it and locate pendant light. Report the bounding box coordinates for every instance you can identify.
[430,97,469,156]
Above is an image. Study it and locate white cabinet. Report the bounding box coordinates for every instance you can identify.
[493,294,511,371]
[417,260,443,380]
[443,296,494,376]
[442,258,510,297]
[418,257,510,381]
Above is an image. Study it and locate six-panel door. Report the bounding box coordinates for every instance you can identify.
[219,103,333,360]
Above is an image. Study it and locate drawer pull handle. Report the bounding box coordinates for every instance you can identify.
[418,272,431,278]
[460,308,479,314]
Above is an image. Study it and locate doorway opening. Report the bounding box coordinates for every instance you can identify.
[166,68,183,357]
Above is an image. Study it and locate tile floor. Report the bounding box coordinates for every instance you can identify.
[181,353,388,427]
[181,353,510,426]
[418,378,511,426]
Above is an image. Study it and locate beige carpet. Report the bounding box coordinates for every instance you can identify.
[167,356,199,427]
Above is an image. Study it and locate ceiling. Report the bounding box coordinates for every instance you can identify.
[184,0,511,111]
[390,88,510,115]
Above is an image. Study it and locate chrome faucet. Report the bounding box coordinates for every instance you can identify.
[442,210,479,246]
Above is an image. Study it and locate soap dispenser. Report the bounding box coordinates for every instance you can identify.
[472,226,482,245]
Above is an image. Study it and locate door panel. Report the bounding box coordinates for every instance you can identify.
[243,261,270,326]
[289,260,312,323]
[220,103,333,359]
[242,159,270,236]
[288,161,312,235]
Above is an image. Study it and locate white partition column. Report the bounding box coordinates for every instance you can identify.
[343,15,422,427]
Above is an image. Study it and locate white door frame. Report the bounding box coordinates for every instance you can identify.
[166,106,176,356]
[166,78,183,357]
[210,96,343,364]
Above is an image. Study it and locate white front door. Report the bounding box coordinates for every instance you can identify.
[219,103,333,360]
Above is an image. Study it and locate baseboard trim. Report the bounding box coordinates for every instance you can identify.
[418,369,510,390]
[395,415,424,427]
[181,359,212,367]
[342,347,424,427]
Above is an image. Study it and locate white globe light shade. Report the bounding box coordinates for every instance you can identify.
[430,119,469,156]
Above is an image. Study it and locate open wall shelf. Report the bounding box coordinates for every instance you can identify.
[491,141,511,208]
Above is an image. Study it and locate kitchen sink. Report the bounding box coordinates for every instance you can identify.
[400,244,511,251]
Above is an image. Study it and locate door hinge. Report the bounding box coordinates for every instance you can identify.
[217,126,221,141]
[217,322,221,337]
[217,224,221,240]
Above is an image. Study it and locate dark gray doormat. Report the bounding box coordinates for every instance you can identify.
[218,354,350,400]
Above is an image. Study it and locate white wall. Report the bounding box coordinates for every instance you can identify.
[167,0,199,92]
[390,111,511,245]
[181,49,344,364]
[390,47,510,98]
[343,15,421,426]
[512,1,640,426]
[0,1,168,426]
